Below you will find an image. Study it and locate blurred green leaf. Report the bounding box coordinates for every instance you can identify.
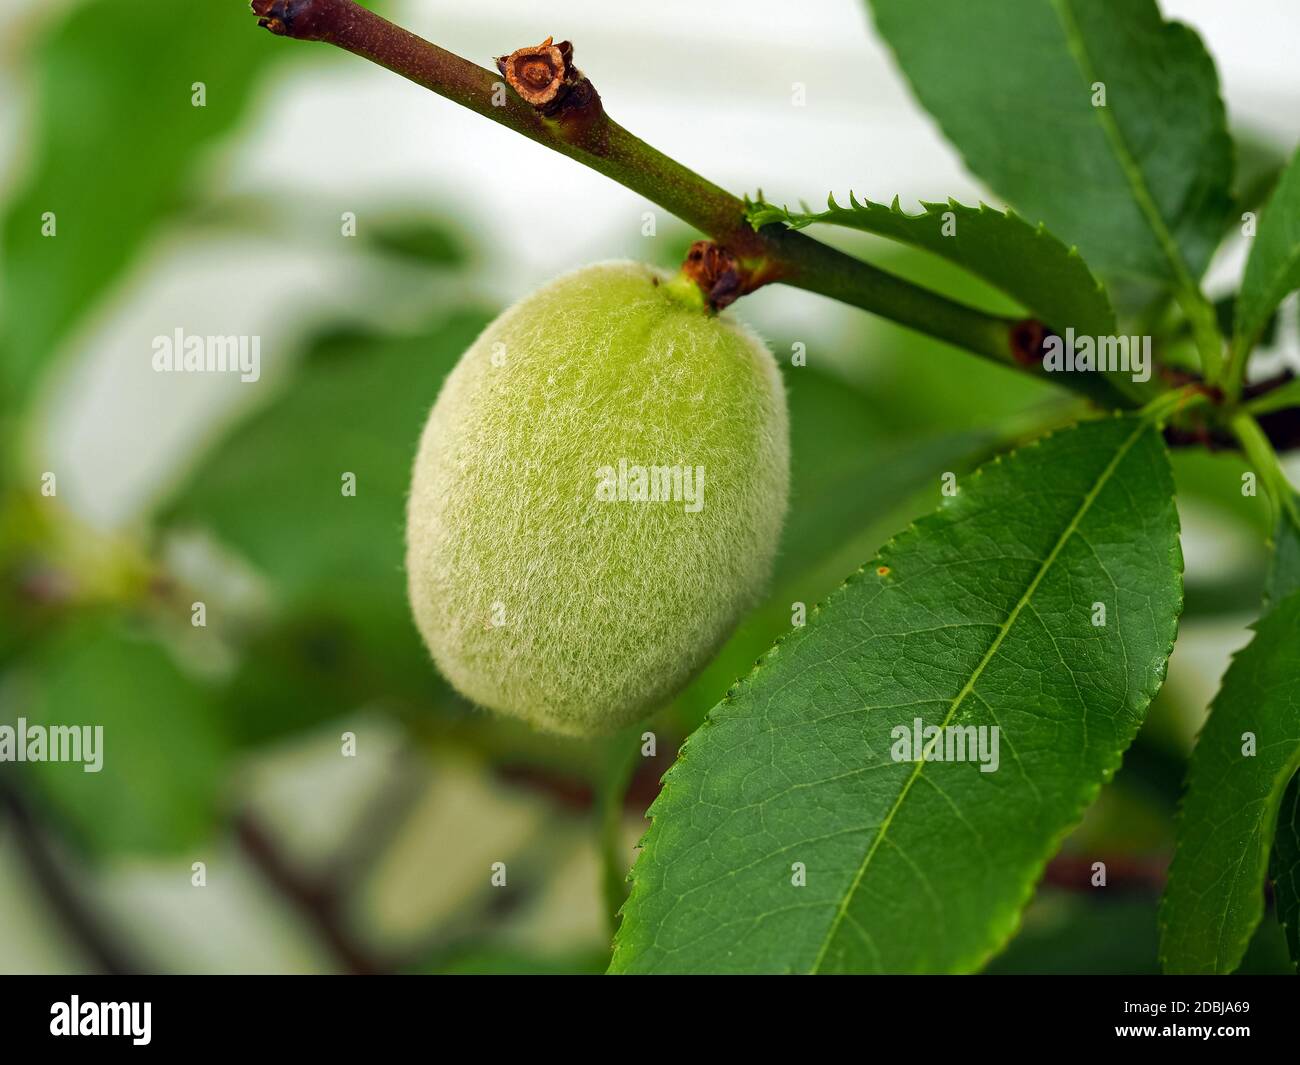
[1236,146,1300,355]
[362,214,471,268]
[0,0,283,412]
[987,895,1160,974]
[1182,571,1266,619]
[614,416,1182,974]
[9,616,227,855]
[1171,447,1268,534]
[750,196,1116,338]
[866,0,1231,293]
[1163,446,1268,614]
[160,312,491,741]
[218,610,438,745]
[1160,593,1300,973]
[776,365,995,587]
[988,890,1296,974]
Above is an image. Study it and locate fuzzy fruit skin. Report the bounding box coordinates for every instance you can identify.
[406,261,789,737]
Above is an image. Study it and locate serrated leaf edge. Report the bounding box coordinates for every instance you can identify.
[748,191,1115,336]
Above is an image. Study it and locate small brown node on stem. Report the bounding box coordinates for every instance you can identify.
[683,242,743,310]
[497,36,571,107]
[251,0,324,38]
[1009,318,1050,368]
[680,241,778,311]
[495,37,605,141]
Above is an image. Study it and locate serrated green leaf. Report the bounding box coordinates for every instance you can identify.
[7,617,228,855]
[749,195,1115,339]
[1271,772,1300,972]
[1159,593,1300,973]
[986,896,1160,975]
[1236,146,1300,355]
[611,415,1182,974]
[0,0,283,413]
[866,0,1232,294]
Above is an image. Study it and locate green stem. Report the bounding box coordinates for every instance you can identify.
[595,730,641,940]
[1140,383,1211,426]
[1181,289,1225,386]
[249,0,1138,408]
[1222,332,1254,404]
[1230,412,1300,528]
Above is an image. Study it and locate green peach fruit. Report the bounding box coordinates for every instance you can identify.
[406,261,789,736]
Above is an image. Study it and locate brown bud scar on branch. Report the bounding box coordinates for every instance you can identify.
[1009,318,1049,368]
[496,36,604,141]
[251,0,334,39]
[496,37,571,107]
[680,241,782,311]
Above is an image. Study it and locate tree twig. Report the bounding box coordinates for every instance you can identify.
[0,774,145,974]
[235,809,385,974]
[248,0,1137,408]
[1041,854,1167,895]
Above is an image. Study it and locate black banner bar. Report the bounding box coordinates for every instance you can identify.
[0,975,1293,1052]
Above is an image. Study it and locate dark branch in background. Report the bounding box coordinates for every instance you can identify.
[318,750,427,890]
[235,810,384,975]
[0,775,145,974]
[234,749,431,974]
[248,0,1140,409]
[1165,370,1300,452]
[1041,855,1168,896]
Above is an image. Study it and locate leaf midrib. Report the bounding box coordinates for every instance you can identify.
[1050,0,1198,295]
[807,418,1147,973]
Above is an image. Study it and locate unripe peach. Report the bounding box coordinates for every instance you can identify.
[406,261,789,736]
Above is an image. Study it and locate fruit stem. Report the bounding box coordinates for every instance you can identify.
[662,270,709,313]
[595,730,642,940]
[249,0,1127,408]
